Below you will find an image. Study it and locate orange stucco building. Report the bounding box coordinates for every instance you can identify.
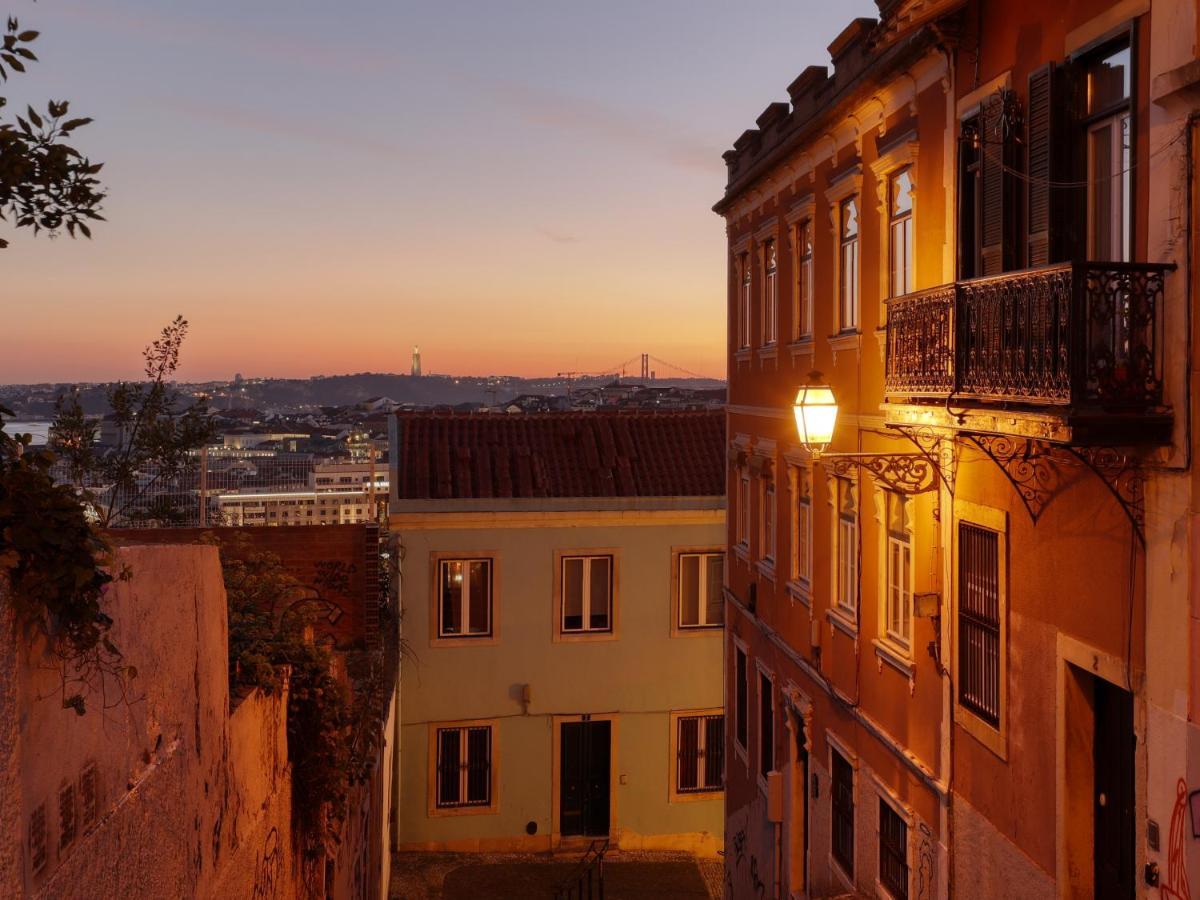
[715,1,1199,897]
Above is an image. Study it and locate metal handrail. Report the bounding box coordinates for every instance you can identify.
[554,839,608,900]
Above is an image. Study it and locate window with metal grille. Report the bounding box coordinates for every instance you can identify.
[438,559,492,638]
[58,783,76,851]
[758,672,774,777]
[676,714,724,793]
[879,799,909,899]
[79,763,98,828]
[29,804,47,875]
[763,239,778,345]
[735,647,748,750]
[561,555,613,632]
[678,552,724,628]
[435,725,492,809]
[831,750,855,876]
[958,522,1001,727]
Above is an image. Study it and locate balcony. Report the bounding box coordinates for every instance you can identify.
[883,262,1173,445]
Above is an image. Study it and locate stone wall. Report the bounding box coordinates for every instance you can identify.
[0,544,309,900]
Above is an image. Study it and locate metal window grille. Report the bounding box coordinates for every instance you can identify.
[879,800,909,899]
[58,783,76,851]
[676,714,724,793]
[958,522,1001,727]
[435,726,492,809]
[79,763,98,827]
[29,804,47,875]
[831,750,855,876]
[735,649,748,749]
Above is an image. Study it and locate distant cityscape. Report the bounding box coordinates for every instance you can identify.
[2,360,725,529]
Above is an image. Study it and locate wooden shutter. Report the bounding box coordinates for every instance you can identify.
[979,92,1015,275]
[1026,64,1054,267]
[1027,62,1085,266]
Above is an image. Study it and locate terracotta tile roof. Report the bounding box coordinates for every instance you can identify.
[393,410,725,500]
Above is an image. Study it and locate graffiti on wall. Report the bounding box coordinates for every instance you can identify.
[1161,778,1191,900]
[915,821,935,900]
[251,827,281,900]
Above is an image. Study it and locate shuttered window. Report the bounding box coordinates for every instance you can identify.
[958,523,1001,727]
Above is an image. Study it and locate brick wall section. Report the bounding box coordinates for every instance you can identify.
[108,524,381,649]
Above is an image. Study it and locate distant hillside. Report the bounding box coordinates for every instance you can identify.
[0,372,725,417]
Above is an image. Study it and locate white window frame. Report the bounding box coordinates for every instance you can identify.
[760,477,776,564]
[430,720,497,815]
[738,253,752,350]
[737,468,751,549]
[789,464,813,590]
[839,198,860,332]
[756,663,776,792]
[889,167,914,299]
[670,709,725,799]
[793,218,814,340]
[437,558,493,639]
[676,551,724,629]
[732,636,750,765]
[883,491,914,653]
[1087,112,1132,263]
[762,239,778,346]
[835,478,858,616]
[559,554,614,634]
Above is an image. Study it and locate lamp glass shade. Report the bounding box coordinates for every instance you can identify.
[793,383,838,452]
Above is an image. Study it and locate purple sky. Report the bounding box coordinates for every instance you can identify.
[1,0,878,382]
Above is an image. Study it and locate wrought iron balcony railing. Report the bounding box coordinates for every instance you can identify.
[885,261,1172,420]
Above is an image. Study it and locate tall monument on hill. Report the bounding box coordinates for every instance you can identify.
[411,345,422,377]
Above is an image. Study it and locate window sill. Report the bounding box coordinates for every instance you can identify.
[554,629,618,644]
[827,330,862,358]
[786,578,812,607]
[669,788,723,804]
[826,607,858,637]
[432,634,499,648]
[672,623,724,638]
[733,543,750,562]
[755,559,776,582]
[872,638,915,679]
[955,704,1007,761]
[756,345,778,361]
[735,349,752,364]
[829,854,856,895]
[876,877,908,900]
[428,803,498,818]
[787,337,815,358]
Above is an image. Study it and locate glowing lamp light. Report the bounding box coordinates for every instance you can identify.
[793,372,838,457]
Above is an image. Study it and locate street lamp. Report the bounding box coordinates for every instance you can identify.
[793,372,838,458]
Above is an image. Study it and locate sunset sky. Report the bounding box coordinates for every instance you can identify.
[1,1,876,383]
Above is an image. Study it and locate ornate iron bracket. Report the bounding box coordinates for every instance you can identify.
[960,434,1146,544]
[890,424,958,494]
[820,453,941,495]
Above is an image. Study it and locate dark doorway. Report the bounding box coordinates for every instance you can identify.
[1094,678,1135,899]
[560,720,611,837]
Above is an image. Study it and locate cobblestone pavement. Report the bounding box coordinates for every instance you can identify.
[390,850,724,900]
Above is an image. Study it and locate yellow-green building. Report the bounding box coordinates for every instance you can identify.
[388,410,726,855]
